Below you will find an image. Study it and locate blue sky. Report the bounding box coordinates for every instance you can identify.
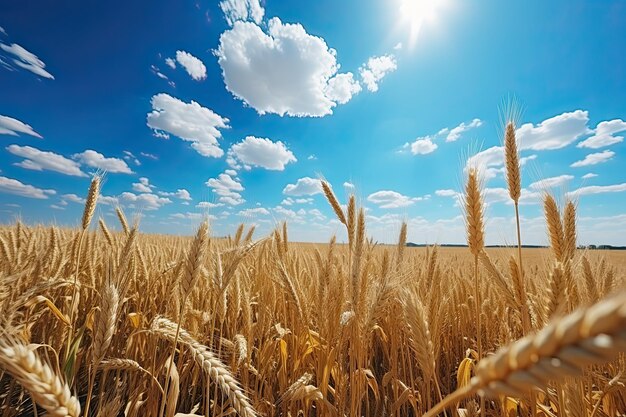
[1,0,625,245]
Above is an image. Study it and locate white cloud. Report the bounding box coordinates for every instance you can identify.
[165,57,176,69]
[0,43,54,79]
[307,154,317,160]
[132,177,154,193]
[577,119,626,149]
[408,137,437,155]
[528,175,574,191]
[98,195,119,206]
[140,152,158,160]
[216,18,359,117]
[123,150,141,166]
[219,0,264,26]
[158,189,192,200]
[196,201,223,209]
[281,197,313,206]
[516,110,590,150]
[62,194,85,204]
[224,169,238,176]
[445,118,483,142]
[393,42,403,50]
[568,183,626,197]
[359,54,397,92]
[146,93,230,157]
[0,115,42,138]
[206,173,245,205]
[283,177,323,196]
[227,136,297,170]
[73,150,133,174]
[119,192,172,210]
[343,181,355,192]
[368,190,423,209]
[582,173,598,179]
[0,27,6,36]
[324,73,362,104]
[238,207,270,216]
[175,50,207,81]
[50,204,64,210]
[7,145,87,177]
[435,189,458,197]
[570,150,615,168]
[0,176,55,199]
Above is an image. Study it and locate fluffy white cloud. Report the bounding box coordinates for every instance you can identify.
[283,177,323,196]
[146,93,230,158]
[227,136,297,170]
[238,207,270,216]
[73,150,133,174]
[582,173,598,179]
[123,150,141,166]
[281,197,313,206]
[570,150,614,168]
[367,190,422,209]
[165,57,176,69]
[435,189,458,197]
[466,147,537,181]
[196,201,223,209]
[219,0,264,25]
[0,43,54,79]
[132,177,154,193]
[577,119,626,149]
[206,173,245,205]
[359,54,397,92]
[119,192,172,210]
[528,175,574,191]
[158,189,192,200]
[568,183,626,197]
[407,137,437,155]
[516,110,590,150]
[0,176,55,199]
[324,73,362,104]
[175,50,207,81]
[7,145,87,177]
[216,18,358,117]
[0,115,42,138]
[445,118,483,142]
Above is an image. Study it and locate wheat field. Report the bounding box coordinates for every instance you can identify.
[1,130,626,417]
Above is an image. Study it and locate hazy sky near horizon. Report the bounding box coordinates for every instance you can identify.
[1,0,625,245]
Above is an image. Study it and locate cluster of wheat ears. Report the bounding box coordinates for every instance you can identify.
[0,120,625,417]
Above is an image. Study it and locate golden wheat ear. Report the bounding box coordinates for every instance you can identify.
[424,291,626,417]
[0,336,82,417]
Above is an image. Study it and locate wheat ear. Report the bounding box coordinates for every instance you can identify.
[544,194,565,262]
[321,180,347,225]
[424,291,626,417]
[82,175,100,230]
[0,336,81,417]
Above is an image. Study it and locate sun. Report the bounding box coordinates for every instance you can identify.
[399,0,445,46]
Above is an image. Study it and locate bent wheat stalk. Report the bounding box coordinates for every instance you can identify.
[424,291,626,417]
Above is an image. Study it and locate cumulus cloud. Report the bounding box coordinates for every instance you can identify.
[577,119,626,149]
[367,190,423,209]
[227,136,297,170]
[324,73,362,104]
[196,201,223,209]
[119,192,172,210]
[0,115,42,138]
[219,0,264,25]
[206,173,245,205]
[175,50,207,81]
[165,57,176,69]
[359,54,397,92]
[72,150,133,173]
[283,177,323,196]
[62,194,85,204]
[216,18,359,117]
[0,176,55,199]
[528,175,574,191]
[7,145,87,177]
[0,43,54,79]
[407,137,437,155]
[568,183,626,197]
[238,207,270,216]
[570,150,614,168]
[158,189,192,200]
[467,147,537,181]
[516,110,590,150]
[147,93,230,157]
[435,189,458,197]
[281,197,313,206]
[132,177,154,193]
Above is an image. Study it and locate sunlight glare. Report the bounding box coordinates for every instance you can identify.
[400,0,444,46]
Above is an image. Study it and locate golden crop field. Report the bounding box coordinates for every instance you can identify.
[1,155,625,417]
